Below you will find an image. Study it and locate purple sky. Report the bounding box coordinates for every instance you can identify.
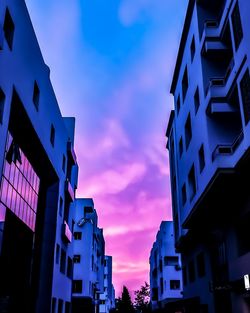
[26,0,188,296]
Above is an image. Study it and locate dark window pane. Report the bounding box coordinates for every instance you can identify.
[232,2,243,50]
[3,8,15,50]
[240,69,250,125]
[182,66,189,101]
[0,88,6,124]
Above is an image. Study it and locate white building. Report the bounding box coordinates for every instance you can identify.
[0,1,78,312]
[167,0,250,311]
[99,256,115,313]
[149,221,182,311]
[72,198,105,313]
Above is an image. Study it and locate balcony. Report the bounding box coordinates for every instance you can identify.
[67,140,77,165]
[61,220,72,243]
[65,179,75,202]
[212,130,244,162]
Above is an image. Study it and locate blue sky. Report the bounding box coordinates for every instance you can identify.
[25,0,188,294]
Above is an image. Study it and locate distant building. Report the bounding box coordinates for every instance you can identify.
[99,256,115,313]
[72,198,105,313]
[0,1,78,312]
[149,221,182,310]
[167,0,250,312]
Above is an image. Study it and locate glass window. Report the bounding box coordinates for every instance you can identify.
[191,36,195,62]
[0,132,40,231]
[3,8,15,50]
[232,2,243,51]
[240,69,250,125]
[50,124,55,147]
[182,66,189,101]
[185,113,192,150]
[33,81,40,111]
[72,280,82,293]
[73,232,82,240]
[170,280,181,290]
[0,87,6,124]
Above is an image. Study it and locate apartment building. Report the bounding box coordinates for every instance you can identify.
[167,0,250,312]
[99,256,115,313]
[149,221,182,311]
[0,0,78,312]
[72,198,105,313]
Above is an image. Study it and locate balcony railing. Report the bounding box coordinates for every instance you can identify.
[205,58,235,96]
[65,179,75,202]
[61,220,72,243]
[212,130,244,162]
[67,140,77,165]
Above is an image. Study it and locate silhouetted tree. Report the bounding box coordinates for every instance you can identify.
[117,286,135,313]
[134,282,151,313]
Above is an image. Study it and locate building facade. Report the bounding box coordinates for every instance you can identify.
[99,256,115,313]
[167,0,250,312]
[0,0,78,312]
[149,221,182,311]
[72,198,105,313]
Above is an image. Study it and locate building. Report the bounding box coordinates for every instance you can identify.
[167,0,250,312]
[0,0,78,312]
[72,198,105,313]
[149,221,182,311]
[99,256,115,313]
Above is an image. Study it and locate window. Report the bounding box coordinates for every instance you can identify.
[51,298,56,313]
[176,95,181,114]
[73,232,82,240]
[232,2,243,51]
[73,255,81,264]
[0,88,6,124]
[3,8,15,50]
[62,155,66,173]
[191,36,195,62]
[182,66,189,101]
[60,249,66,274]
[188,165,196,200]
[65,302,71,313]
[85,206,94,213]
[58,299,63,313]
[67,257,73,278]
[185,113,192,149]
[199,145,205,173]
[170,280,181,290]
[160,277,163,294]
[182,184,187,206]
[194,87,200,114]
[59,197,63,217]
[179,137,183,158]
[72,280,82,293]
[197,252,206,277]
[188,260,196,282]
[183,266,187,286]
[240,69,250,125]
[50,124,55,147]
[164,256,179,266]
[56,244,60,264]
[33,81,40,111]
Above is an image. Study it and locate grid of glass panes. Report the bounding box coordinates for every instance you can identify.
[0,132,40,231]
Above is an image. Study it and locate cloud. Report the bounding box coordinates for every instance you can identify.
[81,162,146,196]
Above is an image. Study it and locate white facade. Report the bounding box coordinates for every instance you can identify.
[99,256,115,313]
[167,0,250,311]
[0,1,78,312]
[149,221,182,310]
[72,198,105,313]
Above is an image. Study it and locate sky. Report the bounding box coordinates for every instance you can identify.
[26,0,188,296]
